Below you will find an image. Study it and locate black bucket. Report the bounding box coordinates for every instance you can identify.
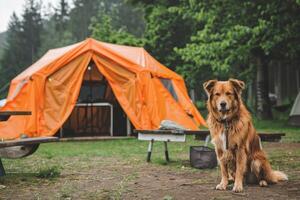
[190,146,217,169]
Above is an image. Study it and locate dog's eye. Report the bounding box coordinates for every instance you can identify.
[226,92,232,96]
[214,93,220,96]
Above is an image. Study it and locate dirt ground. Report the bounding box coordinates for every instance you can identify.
[1,143,300,200]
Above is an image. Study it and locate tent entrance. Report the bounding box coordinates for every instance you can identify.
[59,62,131,137]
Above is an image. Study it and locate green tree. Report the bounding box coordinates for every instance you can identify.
[38,0,74,56]
[0,13,23,92]
[21,0,43,65]
[0,0,43,96]
[111,1,145,37]
[175,0,300,119]
[129,1,196,70]
[89,0,145,46]
[90,14,144,46]
[69,0,103,40]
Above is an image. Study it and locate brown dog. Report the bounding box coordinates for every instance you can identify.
[203,79,288,193]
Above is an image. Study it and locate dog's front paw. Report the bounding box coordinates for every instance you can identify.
[216,182,227,190]
[259,180,268,187]
[232,184,243,193]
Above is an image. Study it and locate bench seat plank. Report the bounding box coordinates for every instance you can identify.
[0,137,58,148]
[134,129,207,135]
[0,111,32,116]
[134,130,285,142]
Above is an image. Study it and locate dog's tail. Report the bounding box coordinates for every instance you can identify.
[250,135,288,183]
[261,159,288,183]
[252,157,288,183]
[265,169,288,183]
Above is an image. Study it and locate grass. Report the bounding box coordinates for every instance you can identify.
[0,119,299,199]
[36,166,61,179]
[253,118,300,142]
[2,136,207,169]
[1,119,299,175]
[109,173,138,200]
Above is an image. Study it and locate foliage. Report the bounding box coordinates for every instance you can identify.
[68,0,101,41]
[140,2,197,69]
[0,0,299,119]
[69,0,145,41]
[38,0,75,56]
[36,166,61,179]
[127,0,300,119]
[89,0,145,46]
[0,13,24,81]
[0,0,43,92]
[90,14,144,46]
[0,32,7,62]
[175,0,300,87]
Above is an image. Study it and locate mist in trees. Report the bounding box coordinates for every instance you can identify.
[0,0,145,97]
[0,0,299,119]
[0,0,43,94]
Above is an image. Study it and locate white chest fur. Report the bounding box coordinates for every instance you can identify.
[210,130,227,151]
[220,131,227,151]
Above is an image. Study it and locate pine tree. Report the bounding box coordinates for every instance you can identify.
[0,13,23,96]
[21,0,43,65]
[0,0,43,96]
[38,0,74,56]
[53,0,69,37]
[69,0,100,40]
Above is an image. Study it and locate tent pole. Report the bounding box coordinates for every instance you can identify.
[127,117,131,136]
[110,104,113,136]
[90,65,94,134]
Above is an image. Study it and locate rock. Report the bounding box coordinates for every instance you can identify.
[0,185,6,189]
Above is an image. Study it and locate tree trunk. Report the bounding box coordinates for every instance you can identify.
[256,55,273,119]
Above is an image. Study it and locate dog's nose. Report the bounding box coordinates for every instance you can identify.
[220,101,227,108]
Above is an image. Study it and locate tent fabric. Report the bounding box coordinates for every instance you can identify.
[0,38,206,140]
[289,91,300,126]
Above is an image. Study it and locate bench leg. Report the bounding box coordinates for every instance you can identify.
[164,141,169,162]
[259,137,263,149]
[204,135,210,147]
[0,158,5,176]
[147,139,154,162]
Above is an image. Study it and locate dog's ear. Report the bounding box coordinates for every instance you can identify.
[203,80,217,97]
[229,78,245,95]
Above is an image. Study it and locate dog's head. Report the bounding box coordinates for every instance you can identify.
[203,79,245,121]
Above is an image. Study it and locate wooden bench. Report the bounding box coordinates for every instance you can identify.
[0,111,32,121]
[134,129,210,162]
[194,130,285,142]
[134,129,285,162]
[0,111,59,176]
[0,137,58,176]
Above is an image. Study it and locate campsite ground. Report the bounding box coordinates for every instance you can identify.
[0,120,299,200]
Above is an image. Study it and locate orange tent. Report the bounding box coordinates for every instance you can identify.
[0,38,206,140]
